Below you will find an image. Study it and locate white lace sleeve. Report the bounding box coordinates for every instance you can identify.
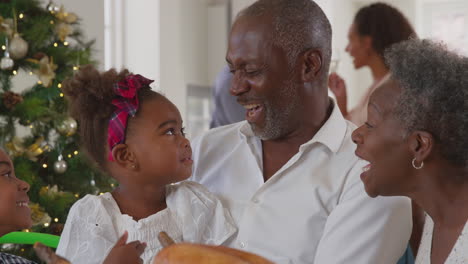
[56,195,118,264]
[167,181,237,245]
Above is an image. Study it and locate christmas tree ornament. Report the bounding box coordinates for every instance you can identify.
[8,33,28,59]
[47,2,60,13]
[33,55,57,87]
[1,37,14,70]
[54,154,67,174]
[40,185,62,196]
[29,203,52,227]
[2,90,23,109]
[56,117,78,136]
[55,22,72,42]
[0,54,13,70]
[5,137,25,156]
[55,5,78,23]
[26,137,50,161]
[0,16,13,36]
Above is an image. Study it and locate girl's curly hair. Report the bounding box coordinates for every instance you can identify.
[62,65,157,171]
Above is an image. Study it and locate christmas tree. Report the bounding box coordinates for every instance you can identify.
[0,0,113,259]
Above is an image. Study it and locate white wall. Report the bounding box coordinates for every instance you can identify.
[122,0,160,85]
[207,4,229,83]
[159,0,187,118]
[55,0,105,69]
[232,0,256,19]
[159,0,230,120]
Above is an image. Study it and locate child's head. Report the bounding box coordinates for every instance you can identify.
[63,65,192,187]
[0,148,32,236]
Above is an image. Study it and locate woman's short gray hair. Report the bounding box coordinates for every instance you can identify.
[385,39,468,167]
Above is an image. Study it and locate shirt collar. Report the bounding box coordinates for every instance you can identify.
[237,98,349,153]
[301,99,348,153]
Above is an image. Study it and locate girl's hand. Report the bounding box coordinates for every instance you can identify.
[328,73,348,116]
[104,231,147,264]
[33,243,71,264]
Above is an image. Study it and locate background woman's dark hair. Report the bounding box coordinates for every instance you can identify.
[62,65,156,171]
[354,2,417,58]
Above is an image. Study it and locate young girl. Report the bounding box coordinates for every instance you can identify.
[56,65,236,264]
[0,147,145,264]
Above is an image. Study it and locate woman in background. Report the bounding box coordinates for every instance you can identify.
[329,2,416,126]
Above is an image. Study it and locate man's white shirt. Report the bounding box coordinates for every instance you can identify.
[190,101,411,264]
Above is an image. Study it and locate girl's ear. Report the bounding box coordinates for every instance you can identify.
[408,131,433,164]
[301,49,323,82]
[111,144,138,170]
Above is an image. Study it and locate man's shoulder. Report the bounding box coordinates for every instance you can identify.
[192,121,246,149]
[168,181,214,200]
[201,121,245,137]
[167,181,222,208]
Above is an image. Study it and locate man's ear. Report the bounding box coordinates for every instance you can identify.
[408,131,433,164]
[301,49,322,82]
[111,144,138,170]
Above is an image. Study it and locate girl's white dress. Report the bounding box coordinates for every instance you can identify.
[415,215,468,264]
[56,181,236,264]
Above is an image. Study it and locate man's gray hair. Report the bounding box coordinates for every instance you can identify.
[385,39,468,168]
[237,0,332,75]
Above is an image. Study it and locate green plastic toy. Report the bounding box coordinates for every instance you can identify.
[0,232,60,248]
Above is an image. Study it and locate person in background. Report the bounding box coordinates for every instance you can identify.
[191,0,411,263]
[352,38,468,264]
[329,2,416,126]
[210,65,245,128]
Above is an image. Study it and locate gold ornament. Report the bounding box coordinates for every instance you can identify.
[32,55,57,87]
[40,185,65,197]
[5,137,25,157]
[26,137,50,161]
[8,33,28,60]
[55,22,72,42]
[0,16,13,36]
[56,117,78,136]
[29,203,52,227]
[55,6,78,24]
[5,137,49,160]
